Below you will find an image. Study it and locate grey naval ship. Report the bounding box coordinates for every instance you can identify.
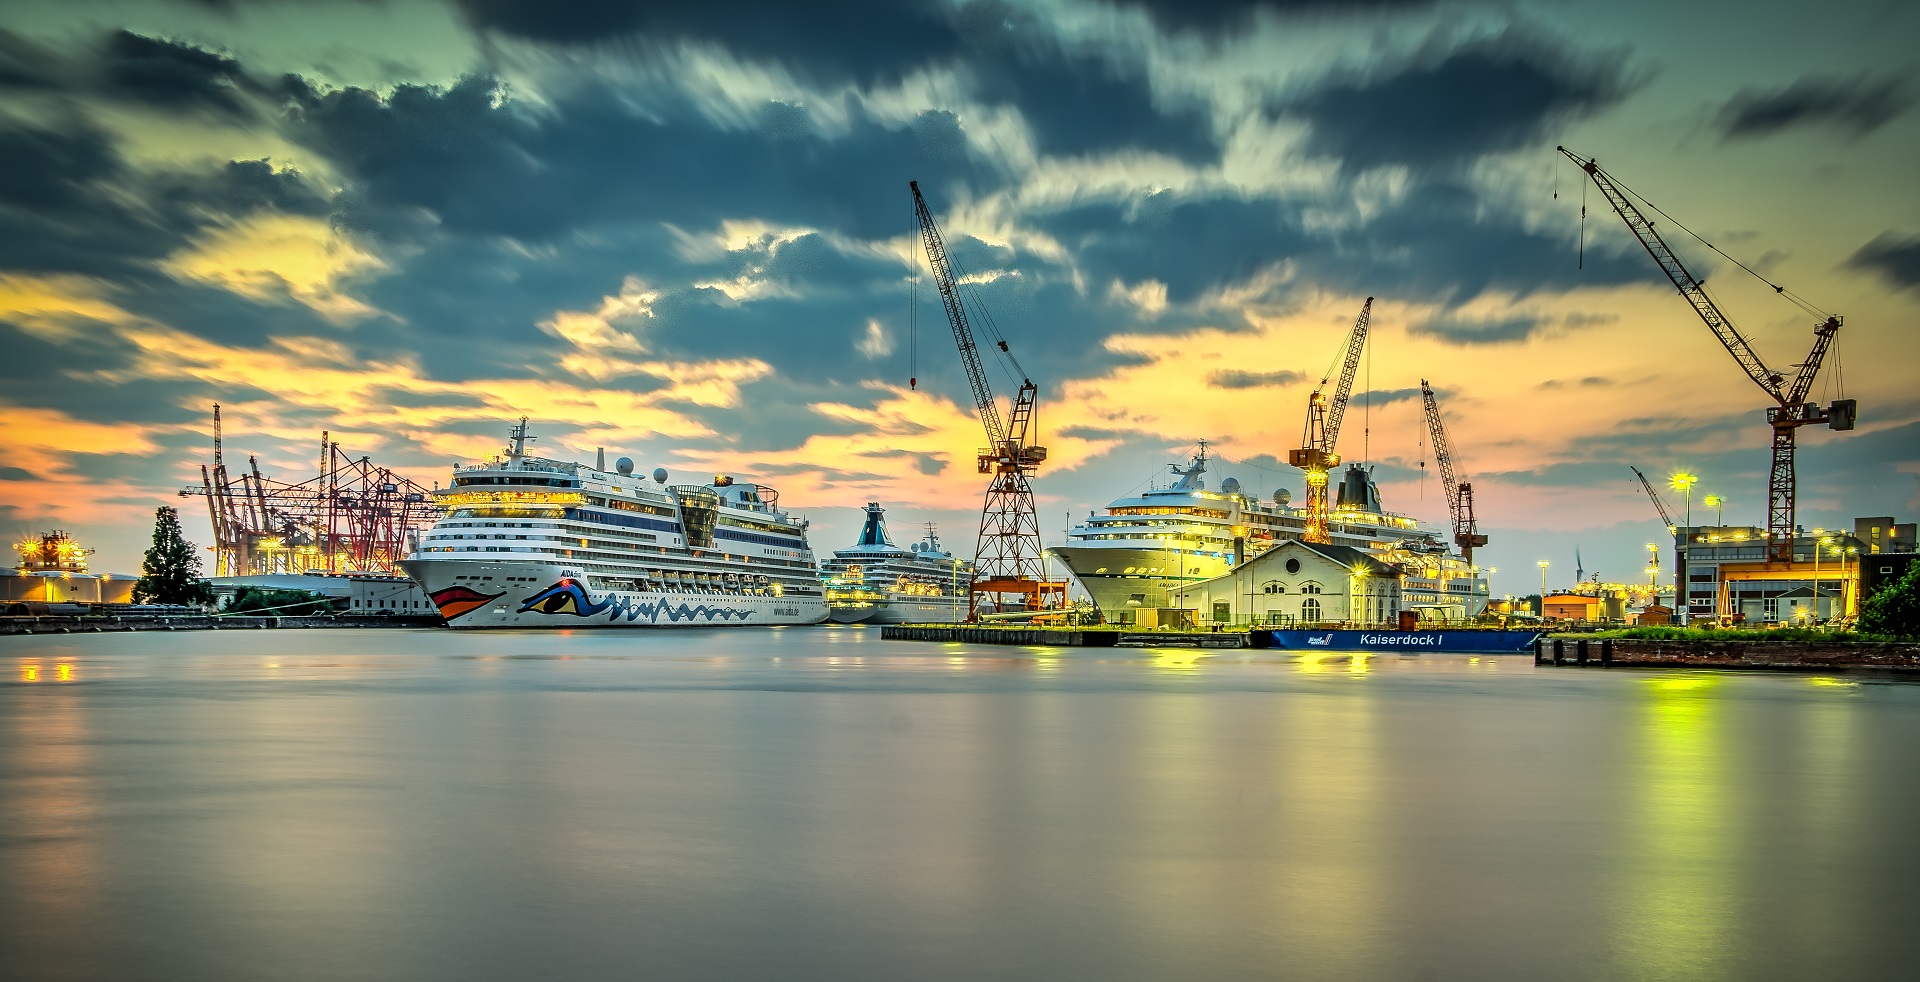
[400,420,827,628]
[821,502,971,624]
[1051,446,1489,624]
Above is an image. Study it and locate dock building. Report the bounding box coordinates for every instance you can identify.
[1674,512,1913,624]
[1184,540,1405,629]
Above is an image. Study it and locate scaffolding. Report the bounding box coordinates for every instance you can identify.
[178,405,438,576]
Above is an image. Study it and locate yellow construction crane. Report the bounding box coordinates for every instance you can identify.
[1288,297,1373,543]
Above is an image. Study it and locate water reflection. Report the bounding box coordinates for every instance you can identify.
[2,662,104,975]
[1615,674,1734,981]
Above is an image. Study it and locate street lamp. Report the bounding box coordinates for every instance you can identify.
[1537,560,1549,614]
[1704,494,1723,527]
[1815,536,1833,622]
[1670,472,1698,530]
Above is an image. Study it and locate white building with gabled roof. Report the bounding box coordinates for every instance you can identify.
[1186,539,1404,629]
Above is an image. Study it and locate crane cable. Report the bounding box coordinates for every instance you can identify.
[1590,161,1832,321]
[908,197,918,389]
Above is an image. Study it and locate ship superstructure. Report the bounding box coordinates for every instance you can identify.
[400,420,826,628]
[1052,446,1489,623]
[821,504,971,624]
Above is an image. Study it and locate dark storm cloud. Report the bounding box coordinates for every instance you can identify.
[1848,233,1920,290]
[0,115,331,278]
[101,30,254,117]
[1042,191,1300,304]
[285,76,991,243]
[1125,0,1434,32]
[1208,368,1303,389]
[1285,32,1633,170]
[1716,75,1912,139]
[458,1,1218,162]
[1037,178,1652,309]
[0,29,63,88]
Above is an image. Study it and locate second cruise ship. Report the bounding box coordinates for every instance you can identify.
[1051,446,1489,623]
[400,420,827,628]
[821,503,971,624]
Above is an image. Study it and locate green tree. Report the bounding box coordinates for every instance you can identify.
[133,506,214,606]
[222,587,332,616]
[1858,562,1920,640]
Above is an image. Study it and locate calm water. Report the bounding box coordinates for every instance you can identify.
[3,628,1917,981]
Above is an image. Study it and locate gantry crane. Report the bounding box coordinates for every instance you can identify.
[909,181,1061,618]
[1560,149,1856,564]
[1420,380,1488,564]
[1288,297,1374,543]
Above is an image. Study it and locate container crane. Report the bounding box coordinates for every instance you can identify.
[909,181,1061,618]
[1560,148,1856,564]
[1288,297,1373,543]
[1419,380,1488,564]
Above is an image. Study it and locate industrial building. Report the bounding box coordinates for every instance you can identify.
[209,573,434,614]
[1674,513,1912,624]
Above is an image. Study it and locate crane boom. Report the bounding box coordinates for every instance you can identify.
[1420,380,1487,564]
[1557,148,1784,398]
[911,180,1008,450]
[909,180,1057,618]
[1288,297,1373,544]
[1630,466,1678,533]
[1322,297,1373,449]
[1562,147,1854,566]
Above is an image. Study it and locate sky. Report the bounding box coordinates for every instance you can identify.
[2,0,1916,595]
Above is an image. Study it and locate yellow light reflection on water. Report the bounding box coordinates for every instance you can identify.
[21,663,39,682]
[1616,672,1732,980]
[1151,649,1205,671]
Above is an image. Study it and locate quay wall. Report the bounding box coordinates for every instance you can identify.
[1537,637,1920,669]
[3,614,445,635]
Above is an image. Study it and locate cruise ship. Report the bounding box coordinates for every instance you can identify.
[1052,446,1489,623]
[821,503,971,624]
[400,420,827,628]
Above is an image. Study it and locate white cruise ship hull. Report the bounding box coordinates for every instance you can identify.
[828,593,967,625]
[1050,545,1219,615]
[402,558,827,628]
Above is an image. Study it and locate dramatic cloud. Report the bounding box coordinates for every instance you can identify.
[1286,32,1633,170]
[1126,0,1434,31]
[1407,311,1546,345]
[100,30,254,117]
[1209,368,1304,389]
[1716,75,1912,139]
[1848,233,1920,290]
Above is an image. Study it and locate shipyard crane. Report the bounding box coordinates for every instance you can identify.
[909,180,1059,618]
[1419,380,1489,564]
[1630,465,1679,535]
[1288,297,1374,543]
[1560,148,1856,564]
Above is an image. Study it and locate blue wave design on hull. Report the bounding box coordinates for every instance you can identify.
[519,580,754,623]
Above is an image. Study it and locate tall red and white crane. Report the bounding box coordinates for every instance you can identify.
[1420,380,1489,565]
[910,181,1060,618]
[1560,148,1856,564]
[1288,297,1374,544]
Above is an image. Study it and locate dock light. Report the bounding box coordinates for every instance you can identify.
[1669,472,1698,529]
